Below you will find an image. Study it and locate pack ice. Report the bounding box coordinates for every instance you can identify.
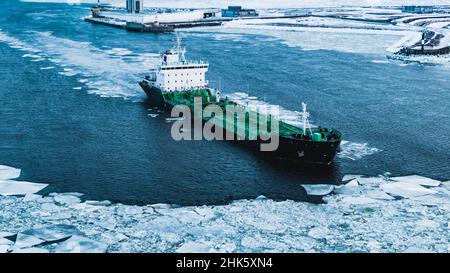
[0,164,449,253]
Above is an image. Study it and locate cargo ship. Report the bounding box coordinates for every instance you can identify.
[139,38,342,164]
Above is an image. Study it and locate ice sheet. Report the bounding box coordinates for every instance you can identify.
[380,182,437,199]
[0,237,13,245]
[12,233,44,250]
[0,165,21,180]
[366,190,395,200]
[0,180,48,196]
[390,175,441,187]
[53,194,82,206]
[0,232,15,238]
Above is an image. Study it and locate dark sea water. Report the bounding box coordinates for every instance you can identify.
[0,1,449,205]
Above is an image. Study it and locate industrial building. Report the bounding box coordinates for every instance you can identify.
[221,6,258,17]
[401,6,434,14]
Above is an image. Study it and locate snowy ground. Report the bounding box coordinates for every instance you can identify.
[1,164,449,253]
[199,8,450,64]
[20,1,450,9]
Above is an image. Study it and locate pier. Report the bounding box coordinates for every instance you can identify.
[84,16,231,32]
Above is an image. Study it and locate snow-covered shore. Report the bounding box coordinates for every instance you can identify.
[1,164,449,253]
[19,0,450,9]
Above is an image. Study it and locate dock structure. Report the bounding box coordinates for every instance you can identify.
[396,29,450,56]
[85,15,230,33]
[86,0,231,32]
[86,0,316,33]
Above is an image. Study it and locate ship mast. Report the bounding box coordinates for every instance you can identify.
[302,102,312,135]
[174,36,186,64]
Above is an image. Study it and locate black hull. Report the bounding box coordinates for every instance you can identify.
[139,81,341,165]
[239,137,341,165]
[139,82,167,106]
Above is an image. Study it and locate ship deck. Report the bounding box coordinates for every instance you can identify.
[161,89,342,142]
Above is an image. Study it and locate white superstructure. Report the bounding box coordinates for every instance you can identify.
[147,37,209,92]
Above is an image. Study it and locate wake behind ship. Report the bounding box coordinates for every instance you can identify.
[139,38,342,165]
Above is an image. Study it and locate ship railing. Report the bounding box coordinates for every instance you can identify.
[145,75,157,81]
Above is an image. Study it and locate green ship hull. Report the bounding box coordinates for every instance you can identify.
[139,81,342,165]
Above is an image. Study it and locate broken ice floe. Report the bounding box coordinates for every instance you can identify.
[307,227,330,240]
[55,236,108,253]
[12,247,49,253]
[0,180,48,196]
[380,182,437,199]
[0,237,13,246]
[11,233,45,250]
[334,179,361,195]
[0,245,10,253]
[0,232,14,238]
[23,193,43,202]
[342,174,363,182]
[177,241,214,253]
[341,196,379,205]
[53,194,82,206]
[390,175,441,187]
[22,225,83,243]
[0,165,21,180]
[301,184,334,196]
[366,190,395,201]
[356,176,387,185]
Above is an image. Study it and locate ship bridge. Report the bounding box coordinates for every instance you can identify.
[149,38,210,92]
